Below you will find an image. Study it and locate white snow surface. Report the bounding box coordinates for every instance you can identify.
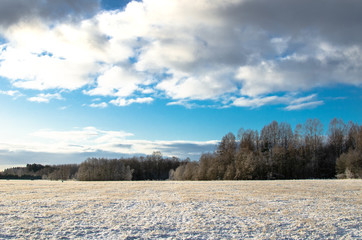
[0,180,361,239]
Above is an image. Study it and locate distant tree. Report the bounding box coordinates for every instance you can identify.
[279,122,293,151]
[26,164,45,173]
[260,121,281,177]
[293,123,303,149]
[173,164,186,180]
[238,128,257,152]
[328,118,347,158]
[336,149,362,179]
[346,122,362,151]
[168,169,175,180]
[47,164,78,180]
[216,132,237,179]
[77,158,132,181]
[183,162,199,180]
[260,121,279,153]
[198,153,215,180]
[303,118,324,177]
[235,150,256,180]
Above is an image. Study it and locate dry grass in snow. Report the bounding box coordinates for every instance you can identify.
[0,180,361,239]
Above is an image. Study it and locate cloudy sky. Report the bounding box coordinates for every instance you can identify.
[0,0,361,169]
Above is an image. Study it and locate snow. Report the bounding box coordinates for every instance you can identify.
[0,180,361,239]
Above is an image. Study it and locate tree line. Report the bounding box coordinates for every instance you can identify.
[172,118,362,180]
[0,152,186,181]
[77,152,182,181]
[1,117,361,181]
[0,163,79,180]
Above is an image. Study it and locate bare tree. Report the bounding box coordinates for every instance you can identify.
[328,118,346,158]
[303,118,324,176]
[216,132,237,179]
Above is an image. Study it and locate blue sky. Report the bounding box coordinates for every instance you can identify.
[0,0,361,170]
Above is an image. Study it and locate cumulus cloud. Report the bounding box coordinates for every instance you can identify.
[84,66,142,97]
[0,0,100,28]
[27,93,63,103]
[110,97,153,107]
[89,102,108,108]
[0,0,361,108]
[0,89,23,98]
[156,70,236,101]
[225,0,362,46]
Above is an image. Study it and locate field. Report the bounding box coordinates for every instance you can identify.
[0,180,361,239]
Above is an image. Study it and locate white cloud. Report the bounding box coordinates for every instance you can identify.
[27,93,63,103]
[110,97,153,107]
[233,95,286,108]
[232,93,324,110]
[29,127,134,153]
[141,88,155,94]
[167,100,199,109]
[0,89,23,98]
[0,0,361,108]
[285,101,324,111]
[84,66,141,97]
[0,46,98,91]
[0,126,217,162]
[89,102,108,108]
[236,62,288,97]
[289,94,317,105]
[156,70,236,100]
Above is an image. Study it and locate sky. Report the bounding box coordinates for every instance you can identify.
[0,0,361,170]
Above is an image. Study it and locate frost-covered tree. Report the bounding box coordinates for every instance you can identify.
[216,132,237,179]
[77,158,133,181]
[336,149,362,179]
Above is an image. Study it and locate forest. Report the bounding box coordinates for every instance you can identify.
[172,118,362,180]
[1,118,361,181]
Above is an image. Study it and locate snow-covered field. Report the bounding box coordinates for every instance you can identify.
[0,180,361,239]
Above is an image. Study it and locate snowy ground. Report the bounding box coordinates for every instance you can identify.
[0,180,361,239]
